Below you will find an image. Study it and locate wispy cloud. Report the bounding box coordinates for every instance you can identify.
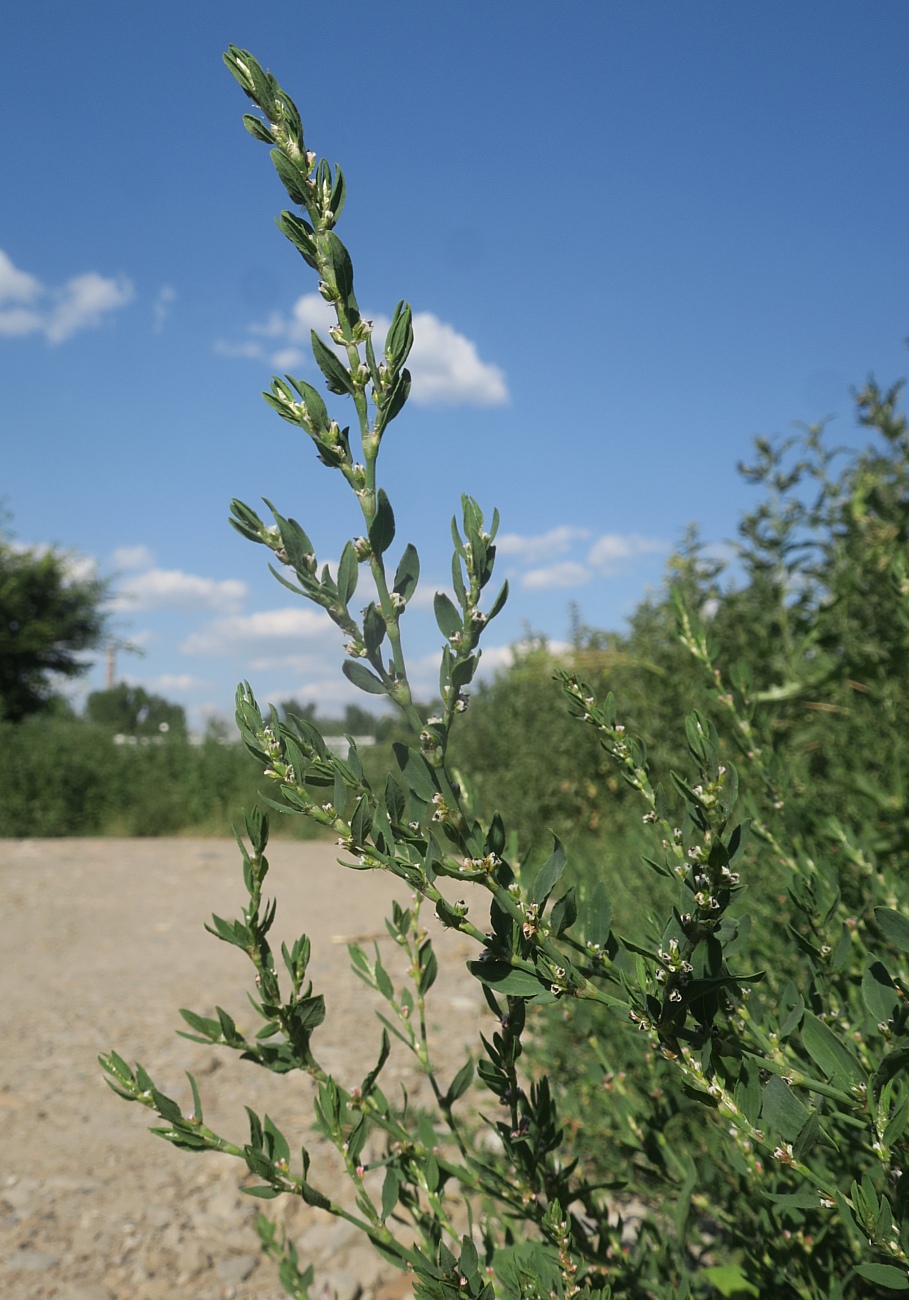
[522,561,592,591]
[124,672,210,694]
[111,544,156,570]
[497,526,591,565]
[116,569,248,615]
[152,285,176,333]
[499,528,669,591]
[180,606,336,659]
[587,533,668,575]
[111,547,248,614]
[214,292,509,407]
[0,249,133,343]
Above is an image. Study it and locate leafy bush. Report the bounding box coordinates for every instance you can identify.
[102,48,909,1300]
[0,528,109,722]
[0,720,270,836]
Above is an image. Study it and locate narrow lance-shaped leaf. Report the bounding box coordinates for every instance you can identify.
[311,331,354,396]
[393,543,420,602]
[532,837,567,905]
[337,542,358,606]
[342,660,387,695]
[277,211,318,269]
[368,489,396,557]
[434,592,462,640]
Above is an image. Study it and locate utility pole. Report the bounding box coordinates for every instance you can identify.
[106,644,116,691]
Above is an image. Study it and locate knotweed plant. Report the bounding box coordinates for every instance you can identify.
[102,48,909,1299]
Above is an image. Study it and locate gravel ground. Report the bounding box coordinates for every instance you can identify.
[0,838,486,1299]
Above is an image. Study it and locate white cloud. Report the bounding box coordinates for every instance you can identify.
[153,285,176,333]
[0,249,133,343]
[271,346,308,371]
[116,568,248,614]
[180,606,335,658]
[9,539,99,585]
[522,561,592,591]
[215,292,509,407]
[498,526,590,565]
[473,639,571,677]
[405,312,509,406]
[587,533,668,575]
[213,338,265,360]
[0,307,45,338]
[494,526,667,589]
[0,249,41,303]
[250,309,296,339]
[286,293,333,339]
[124,672,210,693]
[111,544,156,570]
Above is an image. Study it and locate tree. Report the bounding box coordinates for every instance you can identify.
[85,683,187,738]
[0,531,109,723]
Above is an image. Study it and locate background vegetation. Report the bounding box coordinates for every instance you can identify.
[5,377,909,859]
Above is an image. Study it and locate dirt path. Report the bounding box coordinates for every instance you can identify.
[0,839,486,1299]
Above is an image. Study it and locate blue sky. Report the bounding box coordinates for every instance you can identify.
[3,2,908,729]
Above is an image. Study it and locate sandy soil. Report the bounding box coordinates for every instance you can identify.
[0,838,486,1299]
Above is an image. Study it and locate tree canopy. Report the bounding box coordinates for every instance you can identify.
[85,683,187,738]
[0,533,109,723]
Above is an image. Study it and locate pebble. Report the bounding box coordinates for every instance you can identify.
[215,1253,259,1286]
[5,1248,61,1271]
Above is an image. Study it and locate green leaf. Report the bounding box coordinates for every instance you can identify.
[433,591,462,640]
[418,942,438,994]
[485,811,505,857]
[702,1264,759,1297]
[337,541,359,606]
[760,1075,810,1142]
[379,369,411,428]
[270,149,309,205]
[381,1167,400,1221]
[361,1029,390,1098]
[585,882,612,949]
[351,795,372,845]
[342,660,387,695]
[445,1058,474,1105]
[347,1116,368,1165]
[383,774,405,826]
[311,331,354,396]
[393,745,438,802]
[242,1184,282,1199]
[330,164,347,222]
[276,210,318,269]
[550,887,578,937]
[363,603,386,657]
[467,960,550,997]
[876,908,909,953]
[384,301,414,370]
[324,231,354,302]
[486,580,509,622]
[854,1264,909,1290]
[532,837,566,905]
[373,951,394,1001]
[368,489,396,557]
[863,959,900,1025]
[801,1011,866,1090]
[178,1009,220,1041]
[243,113,274,144]
[300,1181,332,1210]
[393,543,420,602]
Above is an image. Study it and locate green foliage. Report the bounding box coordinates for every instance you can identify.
[86,682,188,738]
[104,47,909,1300]
[0,529,109,722]
[0,719,268,836]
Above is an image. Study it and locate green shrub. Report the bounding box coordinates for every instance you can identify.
[0,721,269,836]
[102,48,909,1300]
